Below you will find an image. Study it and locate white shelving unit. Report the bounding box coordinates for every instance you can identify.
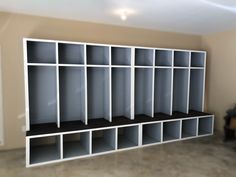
[24,38,214,167]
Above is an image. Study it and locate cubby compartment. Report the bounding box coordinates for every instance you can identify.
[92,128,116,154]
[174,51,189,67]
[135,48,153,66]
[112,68,131,118]
[59,67,86,123]
[142,123,161,145]
[198,117,213,135]
[191,52,205,67]
[163,121,181,141]
[111,47,131,65]
[182,119,197,138]
[59,43,84,64]
[87,45,109,65]
[154,68,172,115]
[118,125,139,149]
[27,41,56,63]
[28,66,57,126]
[87,67,110,120]
[189,69,204,112]
[63,132,90,158]
[135,68,153,116]
[173,69,189,114]
[30,135,61,164]
[155,50,172,66]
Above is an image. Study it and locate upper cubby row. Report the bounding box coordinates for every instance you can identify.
[26,41,205,67]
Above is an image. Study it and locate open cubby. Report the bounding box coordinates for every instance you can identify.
[198,117,213,135]
[189,69,204,112]
[28,66,57,126]
[182,119,197,138]
[59,43,84,64]
[135,48,153,66]
[27,41,56,63]
[63,132,90,158]
[30,135,60,164]
[118,125,139,149]
[87,67,110,120]
[174,51,189,67]
[112,68,131,118]
[173,69,189,113]
[191,52,205,67]
[87,45,109,65]
[135,68,153,116]
[155,50,172,66]
[111,47,131,65]
[59,67,85,123]
[142,123,161,145]
[163,121,180,141]
[154,68,172,115]
[92,128,116,154]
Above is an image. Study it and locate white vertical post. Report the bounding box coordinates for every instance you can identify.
[109,46,112,122]
[196,117,199,136]
[89,130,92,154]
[152,49,155,118]
[26,137,30,167]
[202,52,207,112]
[186,51,191,114]
[139,124,142,146]
[84,45,88,125]
[23,39,30,131]
[60,134,63,159]
[170,50,174,115]
[131,48,135,119]
[55,42,60,128]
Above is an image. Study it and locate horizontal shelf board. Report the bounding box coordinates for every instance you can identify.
[27,63,56,66]
[173,67,189,69]
[181,132,196,139]
[155,66,172,68]
[190,67,205,69]
[27,111,213,136]
[59,64,84,67]
[86,65,109,67]
[92,138,115,154]
[30,145,60,164]
[63,142,89,158]
[111,65,131,68]
[135,66,153,68]
[118,136,138,149]
[142,135,161,145]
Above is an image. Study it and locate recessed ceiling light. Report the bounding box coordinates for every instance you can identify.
[114,8,135,21]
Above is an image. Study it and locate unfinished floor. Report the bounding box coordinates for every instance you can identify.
[0,133,236,177]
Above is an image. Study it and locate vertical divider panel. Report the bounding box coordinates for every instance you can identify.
[109,46,112,122]
[84,45,88,125]
[56,42,60,128]
[160,122,163,142]
[139,124,142,146]
[23,39,30,131]
[115,127,118,150]
[170,50,174,115]
[187,52,191,114]
[151,49,155,117]
[131,48,135,119]
[60,134,63,159]
[89,130,92,154]
[203,52,207,112]
[26,137,30,167]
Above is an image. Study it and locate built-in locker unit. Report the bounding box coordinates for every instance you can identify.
[24,38,214,167]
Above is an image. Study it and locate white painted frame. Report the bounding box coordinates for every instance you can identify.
[0,46,4,145]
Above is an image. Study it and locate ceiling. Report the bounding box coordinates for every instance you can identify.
[0,0,236,35]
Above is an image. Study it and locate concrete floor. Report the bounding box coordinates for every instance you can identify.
[0,134,236,177]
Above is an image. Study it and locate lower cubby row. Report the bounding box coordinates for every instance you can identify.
[28,116,213,166]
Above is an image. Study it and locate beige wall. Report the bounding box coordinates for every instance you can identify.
[202,29,236,131]
[0,12,202,150]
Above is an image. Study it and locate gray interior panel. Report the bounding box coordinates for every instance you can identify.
[30,136,60,164]
[87,67,110,119]
[173,69,189,113]
[112,68,131,118]
[198,117,213,135]
[182,119,197,138]
[191,52,205,67]
[163,121,180,141]
[174,51,189,67]
[112,47,131,65]
[28,66,57,125]
[59,43,84,64]
[59,67,85,122]
[135,68,153,116]
[87,45,109,65]
[142,123,161,145]
[135,48,153,66]
[155,68,172,115]
[155,50,172,66]
[27,41,56,63]
[118,126,139,149]
[189,69,204,112]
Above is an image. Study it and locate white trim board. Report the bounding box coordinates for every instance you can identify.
[0,46,4,145]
